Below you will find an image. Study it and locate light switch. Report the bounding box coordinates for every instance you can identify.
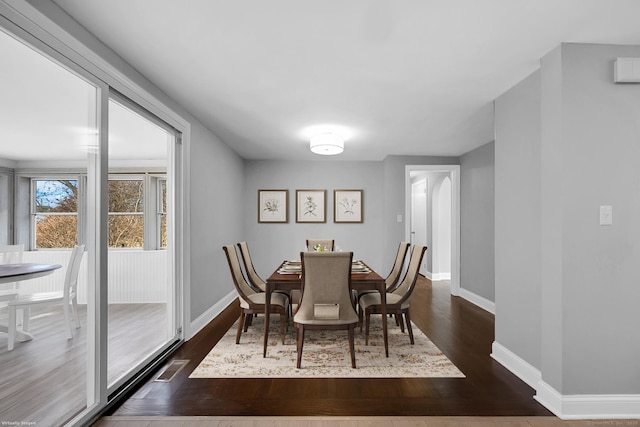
[396,214,403,223]
[599,205,613,225]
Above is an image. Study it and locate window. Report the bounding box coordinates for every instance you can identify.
[158,178,167,248]
[108,178,144,248]
[32,179,78,248]
[30,174,165,249]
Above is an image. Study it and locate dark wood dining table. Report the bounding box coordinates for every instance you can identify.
[264,260,389,358]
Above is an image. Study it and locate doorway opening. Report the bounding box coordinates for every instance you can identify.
[405,165,460,296]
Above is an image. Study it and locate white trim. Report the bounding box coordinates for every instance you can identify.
[491,341,541,389]
[187,290,237,340]
[492,343,640,420]
[405,165,461,297]
[459,288,495,314]
[535,380,640,420]
[430,272,451,281]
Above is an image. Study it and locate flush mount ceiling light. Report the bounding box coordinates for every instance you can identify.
[310,132,344,155]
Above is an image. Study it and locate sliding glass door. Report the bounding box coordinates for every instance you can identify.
[106,94,180,389]
[0,14,183,425]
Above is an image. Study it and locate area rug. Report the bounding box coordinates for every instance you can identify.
[189,315,465,378]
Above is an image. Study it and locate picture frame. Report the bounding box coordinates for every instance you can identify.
[258,190,288,223]
[334,189,363,223]
[296,189,326,223]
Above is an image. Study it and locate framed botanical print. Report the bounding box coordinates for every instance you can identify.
[296,189,326,223]
[334,189,363,223]
[258,190,288,223]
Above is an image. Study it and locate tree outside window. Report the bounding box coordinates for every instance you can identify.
[34,179,78,248]
[108,179,144,248]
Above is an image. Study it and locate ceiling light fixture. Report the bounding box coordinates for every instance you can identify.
[310,132,344,155]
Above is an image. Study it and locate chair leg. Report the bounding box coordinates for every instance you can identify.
[348,324,356,368]
[8,305,16,351]
[365,311,371,345]
[279,312,285,345]
[296,325,305,368]
[236,312,245,344]
[63,301,73,339]
[398,312,406,333]
[72,297,81,329]
[358,303,363,332]
[405,309,414,345]
[22,307,30,333]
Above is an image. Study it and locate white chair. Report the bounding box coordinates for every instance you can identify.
[0,244,24,301]
[7,245,84,351]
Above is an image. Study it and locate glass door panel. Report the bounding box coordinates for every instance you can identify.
[106,96,178,388]
[0,28,98,426]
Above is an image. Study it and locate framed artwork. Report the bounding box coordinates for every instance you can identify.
[258,190,288,223]
[334,189,363,223]
[296,189,326,223]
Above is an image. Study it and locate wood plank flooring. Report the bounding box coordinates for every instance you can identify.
[93,415,640,427]
[0,303,167,426]
[103,279,555,418]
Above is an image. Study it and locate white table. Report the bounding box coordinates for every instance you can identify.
[0,263,62,341]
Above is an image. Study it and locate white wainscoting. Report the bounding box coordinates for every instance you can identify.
[21,249,168,304]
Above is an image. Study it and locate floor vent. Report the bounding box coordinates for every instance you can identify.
[155,359,189,382]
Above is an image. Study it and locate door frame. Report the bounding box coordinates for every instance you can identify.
[405,165,460,296]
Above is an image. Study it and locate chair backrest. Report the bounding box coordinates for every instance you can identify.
[0,244,24,264]
[298,251,354,321]
[306,239,335,252]
[390,245,427,305]
[237,241,266,292]
[64,245,85,301]
[223,245,257,302]
[385,241,410,292]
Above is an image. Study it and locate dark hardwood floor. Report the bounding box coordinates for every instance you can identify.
[106,278,553,417]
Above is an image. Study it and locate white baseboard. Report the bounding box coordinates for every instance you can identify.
[492,341,640,419]
[536,380,640,420]
[186,290,236,340]
[429,272,451,281]
[459,288,495,314]
[491,341,541,389]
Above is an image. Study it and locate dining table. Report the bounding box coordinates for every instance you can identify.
[0,262,62,342]
[264,259,389,358]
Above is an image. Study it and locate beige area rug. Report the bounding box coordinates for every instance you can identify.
[189,315,465,378]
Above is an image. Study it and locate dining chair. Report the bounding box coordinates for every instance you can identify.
[223,245,288,345]
[237,241,266,292]
[306,239,335,252]
[7,244,84,351]
[0,244,25,298]
[358,244,427,346]
[295,251,358,368]
[237,241,291,313]
[356,241,409,317]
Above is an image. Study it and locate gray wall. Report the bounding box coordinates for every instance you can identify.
[460,141,495,302]
[495,70,542,370]
[243,160,385,276]
[189,122,245,320]
[495,42,640,395]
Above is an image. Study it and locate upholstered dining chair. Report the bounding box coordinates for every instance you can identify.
[7,244,84,351]
[295,251,358,368]
[356,241,410,317]
[306,239,334,252]
[358,245,427,346]
[238,241,291,312]
[237,241,266,292]
[223,245,288,345]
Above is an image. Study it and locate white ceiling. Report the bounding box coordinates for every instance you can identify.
[9,1,640,161]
